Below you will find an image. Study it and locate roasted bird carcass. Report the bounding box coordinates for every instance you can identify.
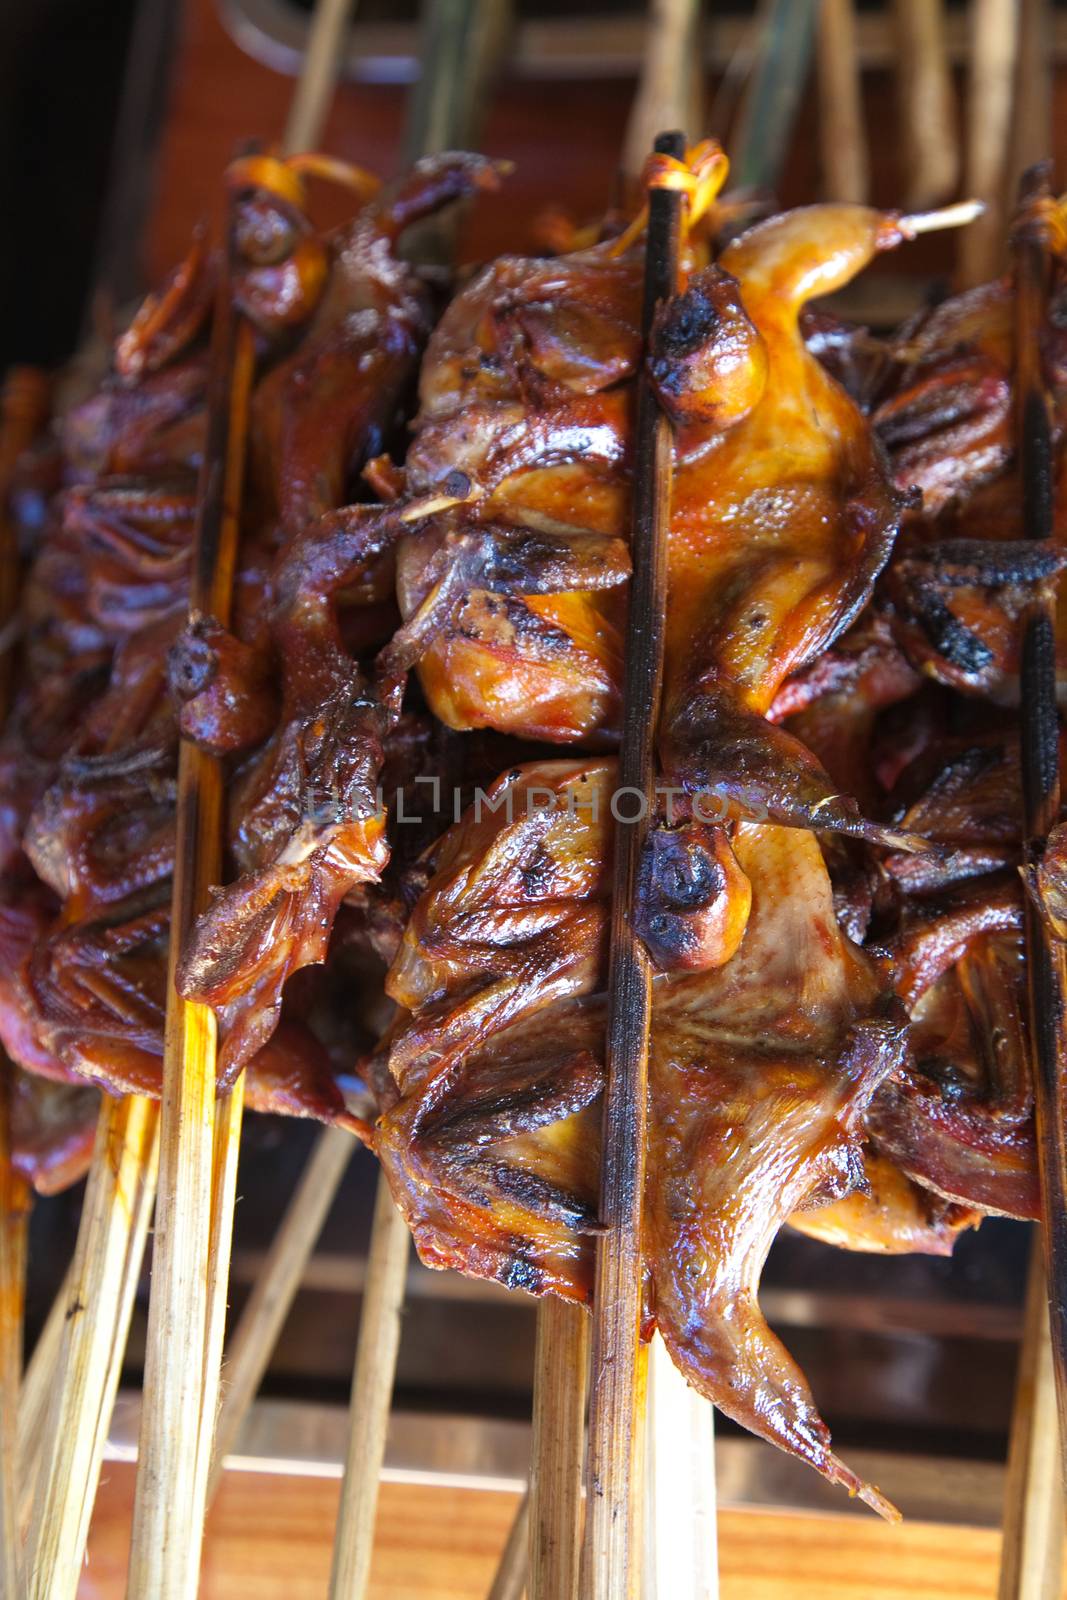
[176,153,503,1083]
[374,757,973,1513]
[4,137,1053,1519]
[388,173,962,848]
[870,203,1067,705]
[0,152,498,1142]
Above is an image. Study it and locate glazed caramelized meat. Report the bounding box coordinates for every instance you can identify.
[872,249,1067,705]
[177,155,503,1081]
[0,153,499,1121]
[376,759,909,1510]
[391,195,957,847]
[5,145,1062,1516]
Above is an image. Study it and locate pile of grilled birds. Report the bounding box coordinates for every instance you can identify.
[3,142,1064,1514]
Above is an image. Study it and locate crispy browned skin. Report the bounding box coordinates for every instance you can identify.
[177,156,504,1083]
[869,903,1036,1220]
[787,1149,980,1256]
[376,760,902,1513]
[0,157,508,1128]
[394,203,947,850]
[871,261,1067,705]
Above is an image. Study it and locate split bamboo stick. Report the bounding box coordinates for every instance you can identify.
[487,1488,529,1600]
[207,1124,353,1501]
[960,0,1020,286]
[623,0,704,184]
[579,131,684,1600]
[0,365,52,1600]
[326,10,508,1593]
[27,1094,160,1600]
[730,0,818,194]
[528,1301,590,1600]
[17,1260,72,1537]
[991,166,1067,1600]
[1012,162,1067,1470]
[327,1171,410,1599]
[998,1233,1064,1599]
[125,186,256,1597]
[1010,0,1053,198]
[817,0,868,203]
[284,0,359,155]
[643,1334,717,1599]
[892,0,959,209]
[190,1071,247,1519]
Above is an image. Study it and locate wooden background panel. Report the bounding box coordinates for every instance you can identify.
[145,0,1038,287]
[76,1464,1060,1600]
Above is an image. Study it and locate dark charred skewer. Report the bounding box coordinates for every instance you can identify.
[579,130,685,1600]
[1013,163,1067,1467]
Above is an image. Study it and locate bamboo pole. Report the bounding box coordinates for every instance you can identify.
[190,1071,247,1518]
[27,1095,160,1600]
[125,186,256,1596]
[730,0,818,194]
[327,1171,410,1599]
[284,0,359,154]
[579,131,683,1600]
[17,1260,71,1537]
[816,0,868,203]
[1010,0,1052,193]
[403,0,512,165]
[960,0,1020,286]
[488,1488,529,1600]
[528,1301,590,1600]
[642,1335,717,1599]
[623,0,704,183]
[207,1124,353,1500]
[892,0,959,209]
[998,1233,1064,1599]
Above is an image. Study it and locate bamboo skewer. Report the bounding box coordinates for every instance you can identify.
[892,0,959,209]
[284,0,359,155]
[528,1300,590,1600]
[1003,172,1067,1598]
[207,1123,353,1501]
[125,188,256,1597]
[816,0,868,203]
[191,1070,247,1518]
[327,1170,410,1600]
[960,0,1021,287]
[1010,0,1053,216]
[623,0,704,185]
[643,1334,717,1600]
[17,1260,72,1537]
[730,0,818,194]
[579,131,684,1600]
[27,1095,160,1600]
[999,1233,1064,1599]
[488,1489,529,1600]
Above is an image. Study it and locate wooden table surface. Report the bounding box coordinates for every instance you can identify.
[74,1463,1051,1600]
